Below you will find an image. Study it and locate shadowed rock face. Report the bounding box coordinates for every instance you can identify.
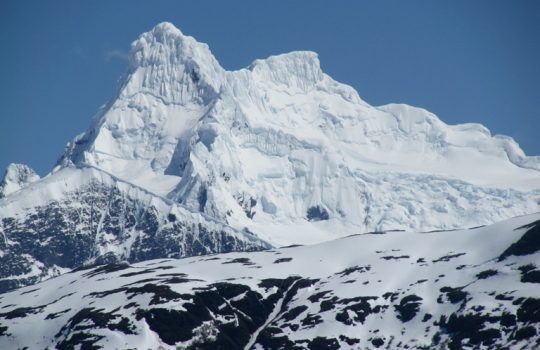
[499,219,540,260]
[1,213,539,349]
[0,168,270,294]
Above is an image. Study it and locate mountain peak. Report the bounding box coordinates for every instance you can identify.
[56,23,540,246]
[122,22,225,104]
[248,51,323,90]
[150,21,183,36]
[129,22,209,66]
[0,163,40,198]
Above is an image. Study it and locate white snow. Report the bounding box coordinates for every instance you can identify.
[0,212,538,349]
[47,22,540,246]
[0,163,40,198]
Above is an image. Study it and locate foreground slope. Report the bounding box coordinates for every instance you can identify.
[54,22,540,245]
[1,213,539,349]
[0,166,270,293]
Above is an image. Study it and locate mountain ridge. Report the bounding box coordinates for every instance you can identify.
[49,22,540,245]
[0,165,270,293]
[1,212,538,349]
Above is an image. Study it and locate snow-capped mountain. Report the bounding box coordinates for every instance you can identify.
[0,163,40,199]
[1,22,540,293]
[0,213,538,349]
[56,22,540,245]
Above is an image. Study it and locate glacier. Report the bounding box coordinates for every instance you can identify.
[55,22,540,245]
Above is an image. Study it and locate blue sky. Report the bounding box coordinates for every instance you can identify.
[1,1,539,175]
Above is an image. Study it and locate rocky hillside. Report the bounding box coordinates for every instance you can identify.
[0,166,269,293]
[0,212,538,349]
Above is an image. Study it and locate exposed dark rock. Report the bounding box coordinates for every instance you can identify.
[301,313,323,328]
[281,305,308,322]
[82,263,131,277]
[137,308,204,345]
[307,337,340,350]
[517,298,540,323]
[500,312,516,327]
[495,293,514,301]
[319,297,338,312]
[0,325,8,336]
[55,307,135,349]
[306,206,329,221]
[514,325,537,341]
[394,295,423,322]
[56,332,104,350]
[235,193,257,219]
[439,312,503,349]
[380,255,410,260]
[499,220,540,260]
[335,265,370,277]
[476,269,498,279]
[432,252,466,263]
[438,286,468,304]
[334,296,378,325]
[88,283,187,305]
[307,290,332,303]
[45,309,71,320]
[223,257,254,265]
[339,335,360,345]
[0,306,45,319]
[382,292,400,302]
[519,265,540,283]
[256,327,300,350]
[371,337,384,348]
[422,313,432,322]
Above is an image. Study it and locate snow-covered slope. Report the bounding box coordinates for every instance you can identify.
[0,165,270,293]
[1,212,539,349]
[55,22,540,245]
[0,163,40,198]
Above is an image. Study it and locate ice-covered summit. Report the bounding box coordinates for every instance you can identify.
[124,22,225,105]
[0,163,40,198]
[248,51,325,91]
[51,22,540,245]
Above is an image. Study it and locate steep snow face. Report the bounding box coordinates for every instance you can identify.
[0,163,40,198]
[56,22,540,245]
[58,23,226,195]
[1,213,539,349]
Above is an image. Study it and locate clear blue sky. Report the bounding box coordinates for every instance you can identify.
[1,1,539,176]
